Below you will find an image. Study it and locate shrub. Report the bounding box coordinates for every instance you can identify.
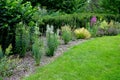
[32,38,44,66]
[97,20,120,36]
[15,22,29,57]
[74,28,91,39]
[46,25,59,56]
[61,25,72,44]
[106,27,118,35]
[99,20,108,29]
[96,28,106,36]
[0,0,36,54]
[0,56,19,78]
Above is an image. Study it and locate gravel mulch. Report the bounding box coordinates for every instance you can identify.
[4,39,86,80]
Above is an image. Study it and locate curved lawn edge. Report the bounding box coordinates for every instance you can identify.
[23,35,120,80]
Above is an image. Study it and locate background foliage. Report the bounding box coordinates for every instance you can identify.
[23,0,87,13]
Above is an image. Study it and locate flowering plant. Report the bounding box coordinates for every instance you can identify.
[90,16,97,27]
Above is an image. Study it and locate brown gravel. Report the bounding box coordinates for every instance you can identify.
[4,38,86,80]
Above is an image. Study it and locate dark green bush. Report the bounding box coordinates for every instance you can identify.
[23,0,87,13]
[0,0,37,54]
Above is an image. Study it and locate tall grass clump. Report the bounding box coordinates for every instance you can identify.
[61,25,72,44]
[46,25,59,56]
[32,23,43,66]
[32,39,44,66]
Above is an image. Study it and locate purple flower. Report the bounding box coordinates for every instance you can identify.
[90,16,97,26]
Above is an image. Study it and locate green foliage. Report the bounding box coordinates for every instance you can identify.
[5,44,12,56]
[32,39,44,66]
[74,28,91,39]
[29,22,41,44]
[40,13,119,33]
[61,25,72,44]
[0,56,19,78]
[99,20,108,29]
[15,22,29,57]
[24,0,87,13]
[97,20,120,36]
[99,0,120,14]
[0,0,37,54]
[0,46,3,59]
[0,77,2,80]
[46,25,59,56]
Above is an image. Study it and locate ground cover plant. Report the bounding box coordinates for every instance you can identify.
[23,35,120,80]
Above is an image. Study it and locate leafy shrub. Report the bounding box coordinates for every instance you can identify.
[97,20,120,36]
[15,22,29,57]
[0,56,19,78]
[61,25,72,44]
[96,28,106,36]
[32,38,44,66]
[99,20,108,29]
[46,25,59,56]
[74,28,91,39]
[0,0,37,54]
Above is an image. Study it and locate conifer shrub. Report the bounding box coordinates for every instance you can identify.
[46,25,59,56]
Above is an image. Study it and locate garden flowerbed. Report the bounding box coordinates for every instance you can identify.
[4,38,86,80]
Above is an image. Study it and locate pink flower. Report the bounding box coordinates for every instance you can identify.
[90,16,97,26]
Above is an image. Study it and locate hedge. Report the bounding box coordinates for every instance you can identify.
[39,13,120,33]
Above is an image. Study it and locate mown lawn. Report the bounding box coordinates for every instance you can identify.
[23,35,120,80]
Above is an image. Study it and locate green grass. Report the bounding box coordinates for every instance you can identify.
[23,36,120,80]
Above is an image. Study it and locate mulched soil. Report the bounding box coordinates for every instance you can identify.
[4,38,86,80]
